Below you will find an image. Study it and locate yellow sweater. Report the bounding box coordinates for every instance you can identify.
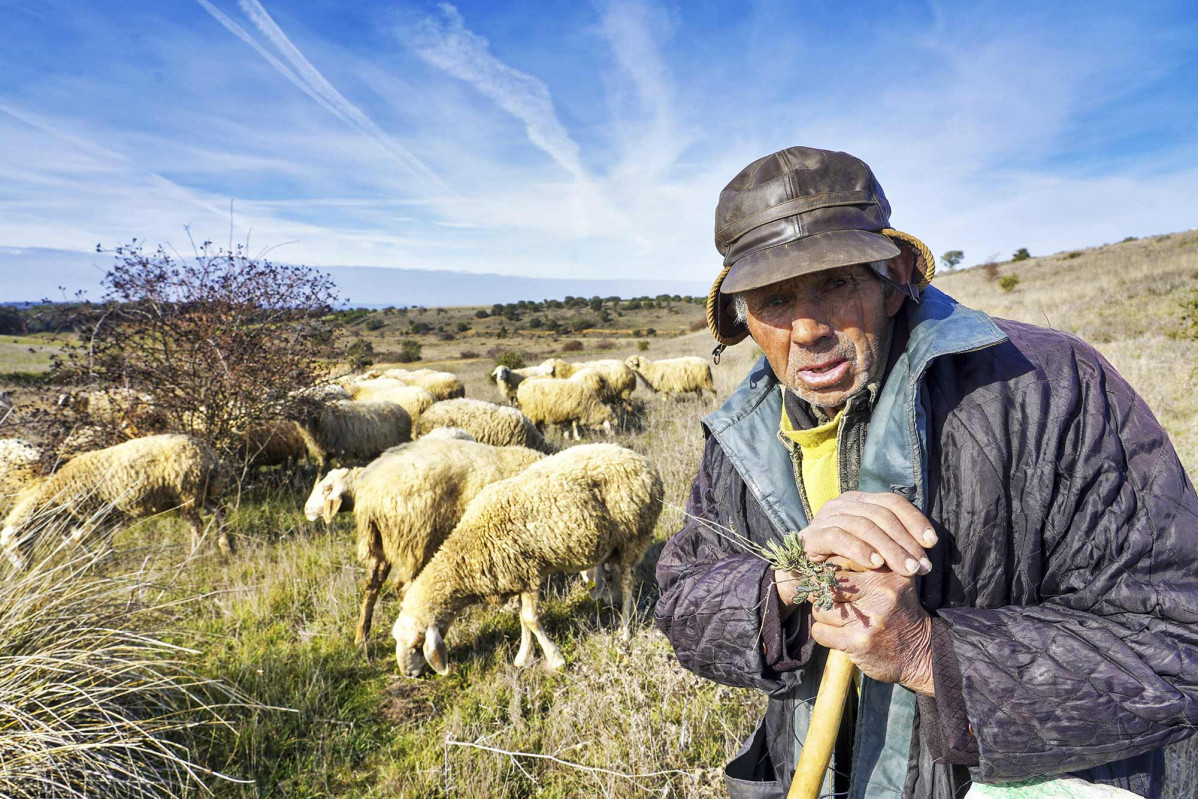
[780,402,842,515]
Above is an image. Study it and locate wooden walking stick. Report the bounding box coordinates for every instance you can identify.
[787,649,856,799]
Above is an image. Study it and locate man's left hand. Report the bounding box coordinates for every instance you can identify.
[809,568,935,697]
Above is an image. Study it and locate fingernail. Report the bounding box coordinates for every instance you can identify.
[922,529,938,546]
[904,558,919,575]
[919,557,933,574]
[870,553,884,568]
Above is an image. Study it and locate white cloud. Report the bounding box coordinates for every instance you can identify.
[402,4,587,182]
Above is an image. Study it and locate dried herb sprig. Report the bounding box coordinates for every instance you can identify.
[663,501,840,611]
[761,533,840,611]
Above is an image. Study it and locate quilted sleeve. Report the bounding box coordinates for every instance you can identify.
[939,343,1198,782]
[654,434,809,697]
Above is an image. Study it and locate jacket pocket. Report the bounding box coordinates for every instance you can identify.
[725,715,785,799]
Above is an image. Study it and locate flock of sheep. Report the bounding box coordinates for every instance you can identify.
[0,354,715,674]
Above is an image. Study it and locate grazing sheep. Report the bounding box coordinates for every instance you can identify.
[347,379,436,422]
[1,434,228,568]
[515,378,614,441]
[296,400,411,468]
[490,364,551,405]
[59,387,166,437]
[237,421,310,468]
[415,398,554,453]
[303,438,545,643]
[543,358,638,405]
[0,439,43,517]
[294,383,352,403]
[379,369,465,401]
[624,355,716,402]
[391,443,663,675]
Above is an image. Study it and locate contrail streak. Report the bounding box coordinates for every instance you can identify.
[195,0,445,191]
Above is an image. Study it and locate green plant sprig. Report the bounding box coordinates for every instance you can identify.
[761,533,840,611]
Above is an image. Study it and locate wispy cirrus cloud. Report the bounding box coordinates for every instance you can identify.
[402,4,588,182]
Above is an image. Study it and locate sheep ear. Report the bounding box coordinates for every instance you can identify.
[321,495,342,524]
[423,625,449,675]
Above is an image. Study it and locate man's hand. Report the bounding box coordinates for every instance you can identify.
[809,568,935,696]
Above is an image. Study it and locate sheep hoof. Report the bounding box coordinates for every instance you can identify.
[513,650,533,669]
[544,654,566,672]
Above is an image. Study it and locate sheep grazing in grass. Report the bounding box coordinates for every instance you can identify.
[415,398,554,453]
[543,358,637,406]
[0,439,43,517]
[624,355,716,403]
[296,399,411,468]
[303,438,545,643]
[379,369,465,401]
[59,387,166,436]
[515,378,614,441]
[237,421,310,469]
[391,443,663,676]
[490,364,551,405]
[1,434,228,569]
[347,379,436,422]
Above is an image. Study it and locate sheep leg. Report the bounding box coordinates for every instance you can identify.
[213,506,232,557]
[617,552,642,641]
[513,607,536,668]
[183,507,204,553]
[517,590,565,671]
[355,556,392,646]
[571,419,580,441]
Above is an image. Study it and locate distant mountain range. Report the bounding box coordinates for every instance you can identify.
[0,247,709,307]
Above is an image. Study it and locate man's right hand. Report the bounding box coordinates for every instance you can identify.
[774,491,938,615]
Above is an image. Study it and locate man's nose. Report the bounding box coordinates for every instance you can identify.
[789,312,833,346]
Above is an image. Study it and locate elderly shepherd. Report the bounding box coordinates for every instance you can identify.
[654,146,1198,798]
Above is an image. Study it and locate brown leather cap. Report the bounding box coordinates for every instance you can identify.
[706,147,934,347]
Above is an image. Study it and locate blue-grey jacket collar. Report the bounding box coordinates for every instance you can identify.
[702,286,1007,539]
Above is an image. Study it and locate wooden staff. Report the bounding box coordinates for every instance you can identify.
[787,649,856,799]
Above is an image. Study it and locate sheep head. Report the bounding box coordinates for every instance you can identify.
[303,468,355,523]
[391,611,449,677]
[624,355,644,370]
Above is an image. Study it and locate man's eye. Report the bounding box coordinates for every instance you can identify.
[765,295,789,307]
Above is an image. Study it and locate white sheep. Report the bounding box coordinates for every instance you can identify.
[0,439,43,517]
[490,364,551,405]
[302,438,545,643]
[515,378,614,441]
[294,383,353,403]
[295,399,411,468]
[391,443,663,675]
[347,379,436,422]
[378,369,465,401]
[543,358,638,405]
[415,398,554,453]
[1,434,228,568]
[624,355,716,402]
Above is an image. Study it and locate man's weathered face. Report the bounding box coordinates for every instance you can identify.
[742,258,909,414]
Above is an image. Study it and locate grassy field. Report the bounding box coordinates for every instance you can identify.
[0,229,1196,797]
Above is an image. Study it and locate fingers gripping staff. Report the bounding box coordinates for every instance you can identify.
[773,492,938,799]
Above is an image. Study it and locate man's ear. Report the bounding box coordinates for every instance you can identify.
[423,625,449,675]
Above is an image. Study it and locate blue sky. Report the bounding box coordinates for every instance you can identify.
[1,0,1196,286]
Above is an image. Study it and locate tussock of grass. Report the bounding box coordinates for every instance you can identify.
[0,534,249,798]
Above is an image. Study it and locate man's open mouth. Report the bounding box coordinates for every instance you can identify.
[797,359,850,388]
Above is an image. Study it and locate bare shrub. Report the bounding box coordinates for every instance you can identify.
[44,238,342,467]
[687,318,708,332]
[982,263,1000,281]
[459,350,480,360]
[561,340,584,353]
[596,339,614,350]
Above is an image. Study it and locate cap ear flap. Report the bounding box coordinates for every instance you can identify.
[321,495,342,524]
[423,625,449,675]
